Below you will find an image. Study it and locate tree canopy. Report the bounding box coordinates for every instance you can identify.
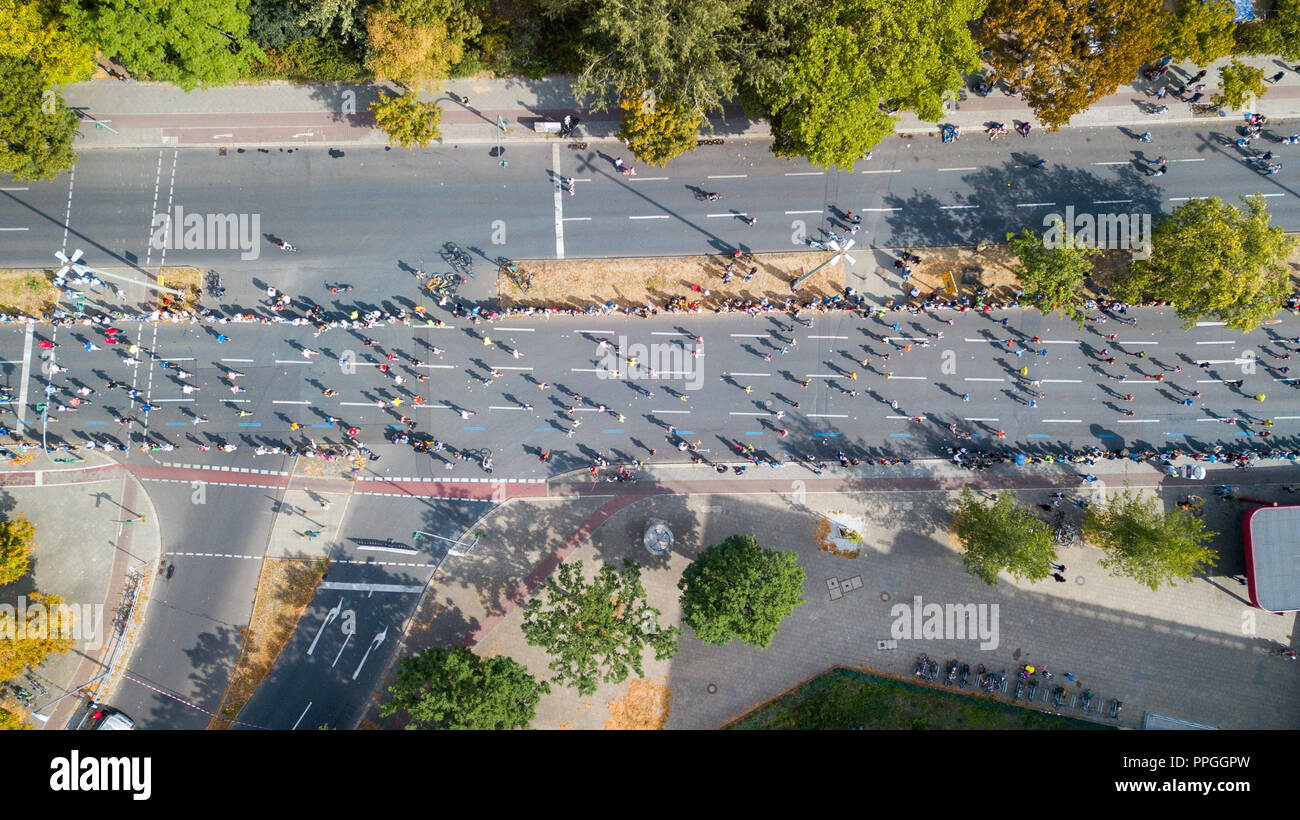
[616,89,702,167]
[545,0,744,128]
[380,646,548,729]
[1,0,96,86]
[521,559,680,696]
[1084,488,1218,590]
[0,593,73,681]
[1160,0,1237,66]
[1214,58,1266,111]
[1117,195,1295,332]
[749,0,984,169]
[62,0,264,89]
[952,489,1056,585]
[370,90,443,147]
[678,534,805,649]
[0,60,79,182]
[364,0,481,85]
[1008,224,1098,326]
[979,0,1165,129]
[0,514,36,585]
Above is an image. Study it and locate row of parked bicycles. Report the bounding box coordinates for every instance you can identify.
[913,654,1123,719]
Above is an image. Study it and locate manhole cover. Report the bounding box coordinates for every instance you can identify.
[879,591,891,602]
[706,683,717,694]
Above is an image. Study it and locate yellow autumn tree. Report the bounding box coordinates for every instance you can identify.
[1,0,95,86]
[364,0,482,87]
[979,0,1166,129]
[0,707,28,729]
[0,592,74,680]
[616,88,702,167]
[0,515,35,586]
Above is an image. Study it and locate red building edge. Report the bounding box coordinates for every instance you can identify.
[1242,506,1300,613]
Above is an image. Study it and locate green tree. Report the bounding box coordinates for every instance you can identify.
[1008,223,1098,326]
[370,90,442,147]
[749,0,984,169]
[1213,58,1266,111]
[1159,0,1236,65]
[979,0,1166,129]
[1084,488,1218,590]
[952,489,1055,585]
[521,559,680,696]
[1118,195,1295,331]
[616,89,701,166]
[62,0,264,89]
[545,0,743,127]
[1,0,96,86]
[677,534,805,649]
[0,60,79,182]
[380,646,548,729]
[364,0,482,86]
[0,515,36,585]
[295,0,368,38]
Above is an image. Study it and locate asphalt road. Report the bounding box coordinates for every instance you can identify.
[4,309,1297,481]
[6,118,1300,729]
[3,121,1298,311]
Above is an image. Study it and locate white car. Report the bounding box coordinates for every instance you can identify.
[1183,464,1206,481]
[89,706,135,730]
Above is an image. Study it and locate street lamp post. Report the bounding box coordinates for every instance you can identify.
[496,116,509,167]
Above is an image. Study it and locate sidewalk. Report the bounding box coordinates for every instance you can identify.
[0,451,163,729]
[61,55,1300,151]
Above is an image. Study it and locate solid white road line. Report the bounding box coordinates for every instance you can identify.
[807,413,849,418]
[784,172,824,176]
[964,377,1004,382]
[886,376,927,380]
[807,335,848,339]
[1041,419,1082,423]
[785,210,823,214]
[941,205,977,210]
[552,143,565,258]
[496,327,535,332]
[963,417,999,422]
[629,215,669,220]
[861,170,901,174]
[939,167,978,172]
[1116,419,1161,423]
[272,400,311,405]
[16,324,32,429]
[1195,341,1235,345]
[1041,379,1083,383]
[729,372,771,377]
[707,174,747,179]
[861,207,901,211]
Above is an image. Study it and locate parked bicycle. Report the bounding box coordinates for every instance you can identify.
[444,242,474,277]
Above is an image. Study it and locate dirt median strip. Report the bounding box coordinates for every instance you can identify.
[207,555,329,729]
[497,252,845,309]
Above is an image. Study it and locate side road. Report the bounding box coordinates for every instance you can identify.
[62,55,1300,150]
